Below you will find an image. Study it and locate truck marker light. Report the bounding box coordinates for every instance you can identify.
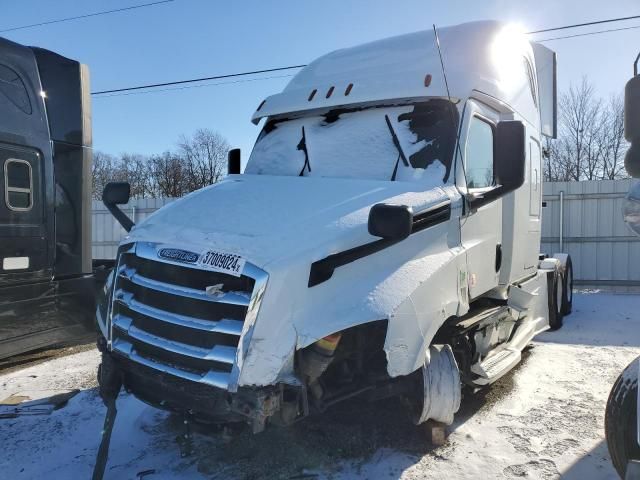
[345,83,353,96]
[308,89,317,101]
[424,74,432,87]
[326,86,335,99]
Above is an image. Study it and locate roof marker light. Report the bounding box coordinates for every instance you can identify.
[326,86,335,99]
[345,83,353,96]
[424,74,432,87]
[308,89,317,101]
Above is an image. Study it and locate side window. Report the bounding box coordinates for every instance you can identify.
[465,117,494,189]
[524,58,538,108]
[5,159,33,211]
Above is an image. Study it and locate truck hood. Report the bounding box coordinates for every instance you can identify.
[126,174,453,269]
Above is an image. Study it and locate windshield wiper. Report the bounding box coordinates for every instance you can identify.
[297,126,312,176]
[384,115,409,181]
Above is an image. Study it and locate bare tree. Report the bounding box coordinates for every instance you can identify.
[178,129,229,191]
[599,95,626,179]
[545,78,628,182]
[92,129,231,198]
[148,151,188,198]
[118,153,154,198]
[558,77,601,180]
[92,151,119,200]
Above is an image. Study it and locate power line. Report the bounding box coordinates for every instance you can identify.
[91,14,640,97]
[91,65,306,95]
[93,73,295,98]
[527,14,640,34]
[0,0,174,33]
[535,24,640,42]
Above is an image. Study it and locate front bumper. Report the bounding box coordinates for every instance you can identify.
[100,345,284,432]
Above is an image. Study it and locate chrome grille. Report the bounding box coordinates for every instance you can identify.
[108,242,267,392]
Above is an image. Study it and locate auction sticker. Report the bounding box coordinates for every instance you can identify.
[198,250,246,277]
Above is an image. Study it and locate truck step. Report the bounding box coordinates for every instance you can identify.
[470,348,521,386]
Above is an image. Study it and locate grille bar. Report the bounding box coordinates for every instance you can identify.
[113,314,236,364]
[118,265,251,306]
[113,339,231,389]
[114,292,243,335]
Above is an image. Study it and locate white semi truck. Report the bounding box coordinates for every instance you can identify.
[96,21,572,435]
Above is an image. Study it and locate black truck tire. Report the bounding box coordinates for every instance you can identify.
[605,357,640,479]
[547,270,564,330]
[98,352,122,405]
[561,255,573,315]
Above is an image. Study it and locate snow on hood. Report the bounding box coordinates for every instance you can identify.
[126,174,452,270]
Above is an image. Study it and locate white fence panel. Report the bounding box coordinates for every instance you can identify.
[541,179,640,285]
[92,198,175,259]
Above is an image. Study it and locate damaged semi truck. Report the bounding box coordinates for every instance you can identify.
[97,21,572,433]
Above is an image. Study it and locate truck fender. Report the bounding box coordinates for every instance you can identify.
[384,252,468,378]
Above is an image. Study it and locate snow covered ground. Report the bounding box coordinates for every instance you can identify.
[1,291,639,479]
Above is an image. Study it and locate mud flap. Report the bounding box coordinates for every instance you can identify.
[93,353,123,480]
[414,344,461,425]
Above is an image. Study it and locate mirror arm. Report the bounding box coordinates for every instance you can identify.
[105,202,134,232]
[466,185,504,210]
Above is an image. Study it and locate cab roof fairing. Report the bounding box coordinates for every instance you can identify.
[251,21,549,133]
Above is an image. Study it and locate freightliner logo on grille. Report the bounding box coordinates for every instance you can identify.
[157,248,199,264]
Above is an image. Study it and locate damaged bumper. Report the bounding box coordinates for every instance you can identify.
[110,352,287,432]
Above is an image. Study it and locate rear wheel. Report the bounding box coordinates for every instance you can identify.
[605,357,640,478]
[547,270,564,330]
[561,256,573,315]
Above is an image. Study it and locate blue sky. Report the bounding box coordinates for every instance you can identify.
[3,0,639,158]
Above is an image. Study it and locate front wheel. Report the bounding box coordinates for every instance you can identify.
[605,356,640,478]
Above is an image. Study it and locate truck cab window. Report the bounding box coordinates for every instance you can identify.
[465,117,494,189]
[5,159,33,210]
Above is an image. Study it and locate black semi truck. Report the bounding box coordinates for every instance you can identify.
[0,36,110,359]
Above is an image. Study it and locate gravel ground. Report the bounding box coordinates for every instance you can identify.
[0,291,639,479]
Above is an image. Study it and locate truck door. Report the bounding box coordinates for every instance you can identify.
[0,146,48,276]
[459,100,502,299]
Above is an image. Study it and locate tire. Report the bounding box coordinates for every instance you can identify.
[561,256,573,315]
[605,357,640,479]
[547,269,564,330]
[98,352,122,404]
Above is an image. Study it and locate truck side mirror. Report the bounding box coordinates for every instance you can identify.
[368,204,413,241]
[228,148,241,175]
[467,120,525,210]
[624,75,640,177]
[102,182,134,232]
